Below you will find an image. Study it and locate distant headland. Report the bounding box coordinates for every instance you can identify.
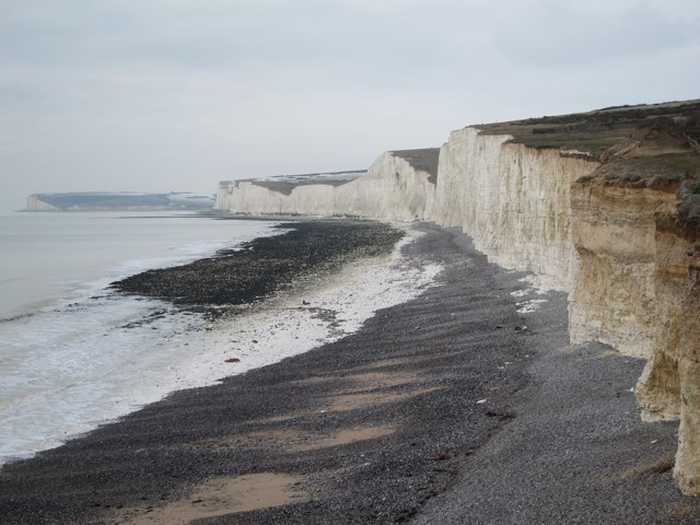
[23,192,215,212]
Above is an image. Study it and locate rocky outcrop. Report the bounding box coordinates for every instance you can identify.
[216,99,700,495]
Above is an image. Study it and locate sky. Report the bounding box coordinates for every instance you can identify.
[1,0,699,212]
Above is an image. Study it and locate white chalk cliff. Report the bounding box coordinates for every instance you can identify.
[216,100,700,495]
[217,151,437,221]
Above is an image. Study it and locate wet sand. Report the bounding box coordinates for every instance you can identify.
[1,224,699,523]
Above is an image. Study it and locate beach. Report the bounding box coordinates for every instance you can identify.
[1,221,700,523]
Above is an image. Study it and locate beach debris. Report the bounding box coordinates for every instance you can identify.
[486,409,516,421]
[517,299,548,314]
[476,398,487,404]
[225,357,241,363]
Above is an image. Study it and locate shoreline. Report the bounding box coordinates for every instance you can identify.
[0,219,427,467]
[2,223,700,523]
[111,220,404,311]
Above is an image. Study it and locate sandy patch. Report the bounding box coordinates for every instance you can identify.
[190,370,427,453]
[337,371,419,392]
[112,473,305,524]
[193,429,299,451]
[326,386,444,412]
[195,424,395,453]
[294,425,394,451]
[249,413,305,425]
[289,375,336,386]
[290,370,418,389]
[341,351,466,373]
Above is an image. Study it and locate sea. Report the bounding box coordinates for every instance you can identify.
[0,212,280,463]
[0,211,441,466]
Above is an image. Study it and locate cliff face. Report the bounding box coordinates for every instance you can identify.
[433,128,596,290]
[675,253,700,494]
[569,183,678,358]
[216,151,437,221]
[216,99,700,495]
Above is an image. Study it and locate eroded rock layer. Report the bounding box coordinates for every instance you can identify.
[216,99,700,495]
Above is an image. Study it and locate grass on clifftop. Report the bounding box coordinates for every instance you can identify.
[476,99,700,159]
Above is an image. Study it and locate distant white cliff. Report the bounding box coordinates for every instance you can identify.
[216,154,437,221]
[25,192,215,211]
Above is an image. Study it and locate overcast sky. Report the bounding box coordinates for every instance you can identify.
[1,0,699,212]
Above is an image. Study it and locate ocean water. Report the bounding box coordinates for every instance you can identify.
[0,213,442,466]
[0,212,280,321]
[0,212,280,463]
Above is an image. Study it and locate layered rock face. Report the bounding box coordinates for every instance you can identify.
[216,99,700,495]
[675,253,700,494]
[569,183,678,358]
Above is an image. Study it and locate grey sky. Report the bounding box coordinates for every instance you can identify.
[1,0,698,212]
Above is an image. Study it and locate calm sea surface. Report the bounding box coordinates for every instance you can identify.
[0,212,277,320]
[0,212,279,462]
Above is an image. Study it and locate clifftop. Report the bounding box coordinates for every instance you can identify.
[220,152,441,198]
[477,99,700,235]
[389,148,441,184]
[476,98,700,158]
[242,170,366,196]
